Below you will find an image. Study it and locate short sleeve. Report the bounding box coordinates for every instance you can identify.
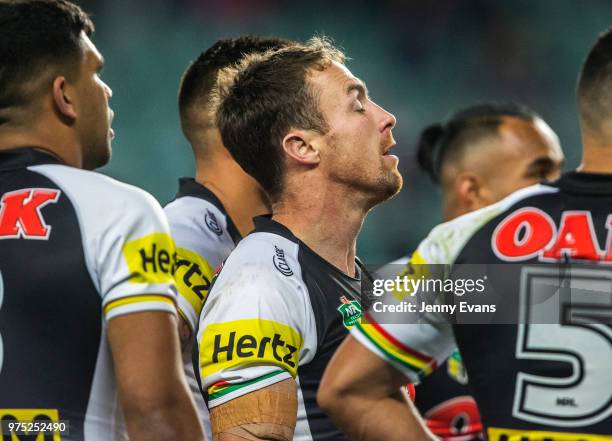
[31,164,178,321]
[351,317,455,383]
[197,256,313,408]
[164,197,229,332]
[98,191,177,320]
[352,235,456,383]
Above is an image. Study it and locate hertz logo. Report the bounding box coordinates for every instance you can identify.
[122,233,176,285]
[173,247,216,319]
[212,331,298,368]
[200,319,303,379]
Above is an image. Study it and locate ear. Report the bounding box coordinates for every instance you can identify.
[455,172,491,211]
[52,76,77,120]
[281,129,320,166]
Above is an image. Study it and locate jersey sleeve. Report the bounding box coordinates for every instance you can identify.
[97,189,177,321]
[164,199,226,332]
[173,246,216,332]
[352,200,515,382]
[197,241,314,408]
[352,317,455,384]
[351,232,459,383]
[164,196,235,331]
[32,165,178,321]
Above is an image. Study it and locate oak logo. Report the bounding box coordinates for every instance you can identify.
[492,209,612,263]
[0,188,60,240]
[273,246,293,276]
[212,331,298,368]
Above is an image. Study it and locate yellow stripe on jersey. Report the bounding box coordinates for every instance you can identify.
[173,246,215,320]
[200,319,303,381]
[355,318,436,378]
[488,427,612,441]
[104,294,175,317]
[122,232,176,284]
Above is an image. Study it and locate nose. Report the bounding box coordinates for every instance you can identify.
[377,103,396,133]
[104,81,113,99]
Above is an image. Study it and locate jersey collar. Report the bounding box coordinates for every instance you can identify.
[550,171,612,195]
[253,215,364,282]
[175,177,242,244]
[0,147,62,171]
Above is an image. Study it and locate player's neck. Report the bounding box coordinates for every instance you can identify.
[579,138,612,174]
[195,157,270,237]
[0,122,81,167]
[272,182,368,277]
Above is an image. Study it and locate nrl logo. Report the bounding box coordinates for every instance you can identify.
[337,295,362,328]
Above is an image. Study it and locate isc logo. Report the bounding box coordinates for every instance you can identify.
[212,331,298,368]
[0,188,60,240]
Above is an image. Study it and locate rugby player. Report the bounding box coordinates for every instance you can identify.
[0,1,203,440]
[411,102,564,440]
[196,38,426,440]
[165,35,292,439]
[318,28,612,440]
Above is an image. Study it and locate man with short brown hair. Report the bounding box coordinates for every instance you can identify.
[318,27,612,441]
[197,37,430,440]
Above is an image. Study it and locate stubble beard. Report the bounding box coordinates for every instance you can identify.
[339,162,403,210]
[374,164,403,203]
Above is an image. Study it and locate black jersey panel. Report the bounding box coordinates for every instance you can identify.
[0,150,102,439]
[296,246,365,441]
[452,174,612,434]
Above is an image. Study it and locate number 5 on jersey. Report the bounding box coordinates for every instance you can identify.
[514,266,612,427]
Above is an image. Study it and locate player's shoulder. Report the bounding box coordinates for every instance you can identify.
[219,230,301,284]
[418,183,559,264]
[165,178,239,245]
[165,193,227,238]
[30,163,162,215]
[201,226,312,338]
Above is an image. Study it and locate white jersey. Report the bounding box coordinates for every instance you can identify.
[198,216,369,441]
[0,148,177,441]
[164,177,241,439]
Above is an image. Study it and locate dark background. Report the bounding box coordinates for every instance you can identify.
[80,0,612,261]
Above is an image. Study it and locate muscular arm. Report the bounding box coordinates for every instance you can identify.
[108,310,205,441]
[210,378,297,441]
[317,335,436,441]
